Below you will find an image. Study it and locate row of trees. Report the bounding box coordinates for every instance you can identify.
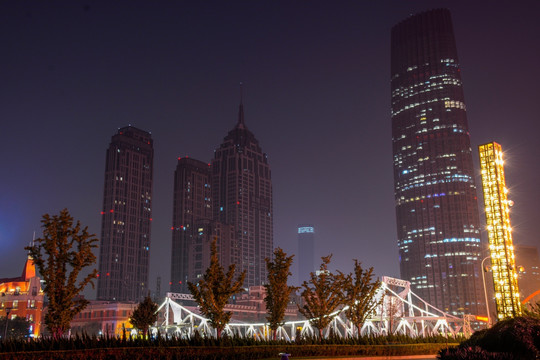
[22,209,381,340]
[188,240,383,340]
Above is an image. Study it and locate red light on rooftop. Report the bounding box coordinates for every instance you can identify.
[150,218,153,221]
[96,274,100,277]
[106,272,110,276]
[178,157,181,160]
[169,282,172,285]
[110,209,114,213]
[178,281,182,284]
[171,227,174,230]
[236,201,240,205]
[100,211,104,215]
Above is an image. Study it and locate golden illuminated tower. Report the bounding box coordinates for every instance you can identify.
[479,142,522,320]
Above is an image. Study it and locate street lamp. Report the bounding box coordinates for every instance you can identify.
[3,307,12,340]
[481,256,492,326]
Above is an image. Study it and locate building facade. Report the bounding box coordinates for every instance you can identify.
[170,157,213,293]
[0,256,45,337]
[297,225,315,285]
[70,301,138,337]
[188,220,239,285]
[479,142,522,319]
[391,9,484,316]
[515,244,540,303]
[97,126,154,302]
[211,102,273,287]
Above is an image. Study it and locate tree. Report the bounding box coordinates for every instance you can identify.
[340,260,382,337]
[25,209,98,339]
[188,239,246,338]
[0,316,32,339]
[129,295,158,338]
[264,248,299,340]
[298,255,344,339]
[523,300,540,319]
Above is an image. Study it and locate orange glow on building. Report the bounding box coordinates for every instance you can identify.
[0,256,45,337]
[479,142,522,320]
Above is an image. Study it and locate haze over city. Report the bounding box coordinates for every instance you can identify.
[1,0,539,298]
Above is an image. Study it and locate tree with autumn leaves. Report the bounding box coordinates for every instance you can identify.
[264,248,298,340]
[340,259,383,337]
[298,255,344,339]
[188,239,245,338]
[25,209,98,339]
[299,255,382,339]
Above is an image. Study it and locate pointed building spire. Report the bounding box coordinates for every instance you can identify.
[237,82,245,128]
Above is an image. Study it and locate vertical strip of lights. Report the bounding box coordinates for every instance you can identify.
[479,142,522,320]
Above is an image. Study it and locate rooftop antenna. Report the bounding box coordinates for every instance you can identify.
[238,82,245,127]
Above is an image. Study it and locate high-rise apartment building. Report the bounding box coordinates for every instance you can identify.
[297,225,315,285]
[211,102,273,287]
[97,126,153,302]
[391,9,484,316]
[170,157,212,293]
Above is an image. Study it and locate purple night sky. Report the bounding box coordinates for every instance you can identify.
[1,1,539,296]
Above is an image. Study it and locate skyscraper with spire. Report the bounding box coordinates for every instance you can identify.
[211,100,273,287]
[391,9,484,316]
[97,126,153,302]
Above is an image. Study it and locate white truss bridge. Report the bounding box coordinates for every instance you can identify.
[151,276,474,340]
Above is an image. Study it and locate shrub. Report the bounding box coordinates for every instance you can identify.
[439,317,540,360]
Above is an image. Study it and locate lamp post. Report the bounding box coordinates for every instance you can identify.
[3,307,12,340]
[481,256,492,326]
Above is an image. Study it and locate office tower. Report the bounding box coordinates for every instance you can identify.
[189,220,238,284]
[97,126,153,302]
[391,9,484,316]
[515,245,540,303]
[297,225,315,285]
[479,142,522,319]
[170,157,212,293]
[212,101,273,287]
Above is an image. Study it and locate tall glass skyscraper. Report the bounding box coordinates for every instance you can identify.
[391,9,484,316]
[211,102,273,287]
[97,126,153,302]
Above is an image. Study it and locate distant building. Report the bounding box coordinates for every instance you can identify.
[297,225,315,285]
[70,301,138,337]
[0,256,45,337]
[211,101,273,287]
[97,126,154,302]
[391,9,484,316]
[515,244,540,303]
[170,157,213,293]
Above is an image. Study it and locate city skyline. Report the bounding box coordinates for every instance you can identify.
[1,1,539,296]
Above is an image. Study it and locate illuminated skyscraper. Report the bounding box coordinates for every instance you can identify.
[391,9,484,315]
[211,101,273,287]
[298,225,315,284]
[479,142,522,319]
[97,126,153,302]
[170,157,212,293]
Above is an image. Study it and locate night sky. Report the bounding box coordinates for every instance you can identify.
[2,1,539,297]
